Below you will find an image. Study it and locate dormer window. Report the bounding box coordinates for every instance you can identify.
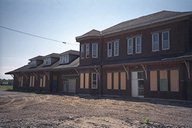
[59,54,69,64]
[30,60,37,67]
[44,57,51,66]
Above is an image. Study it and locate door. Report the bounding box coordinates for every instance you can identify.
[63,79,68,92]
[68,79,76,93]
[131,71,144,97]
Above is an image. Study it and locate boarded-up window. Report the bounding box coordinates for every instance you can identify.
[113,72,119,90]
[160,70,168,91]
[30,76,35,87]
[40,78,43,87]
[170,70,179,92]
[85,73,89,89]
[43,75,46,87]
[120,72,126,90]
[80,73,84,89]
[107,73,112,89]
[150,71,157,91]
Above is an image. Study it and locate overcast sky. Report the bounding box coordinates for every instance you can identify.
[0,0,192,79]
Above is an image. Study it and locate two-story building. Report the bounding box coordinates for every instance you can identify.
[76,10,192,100]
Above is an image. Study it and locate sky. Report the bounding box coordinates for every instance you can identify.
[0,0,192,79]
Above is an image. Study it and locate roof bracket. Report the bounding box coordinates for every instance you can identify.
[141,64,148,80]
[74,68,79,75]
[122,64,129,80]
[184,61,191,79]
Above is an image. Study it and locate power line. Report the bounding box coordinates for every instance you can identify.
[0,25,78,45]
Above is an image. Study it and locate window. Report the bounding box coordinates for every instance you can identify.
[107,73,112,89]
[152,33,159,51]
[150,71,157,91]
[91,73,97,89]
[86,43,90,58]
[44,57,51,65]
[107,42,112,57]
[114,40,119,56]
[160,70,168,91]
[170,70,179,92]
[135,36,142,53]
[80,73,84,89]
[127,38,133,54]
[30,60,36,67]
[92,43,98,58]
[85,73,89,89]
[59,54,69,64]
[43,75,46,87]
[113,72,119,90]
[29,76,35,87]
[162,31,170,50]
[80,44,85,59]
[120,72,126,90]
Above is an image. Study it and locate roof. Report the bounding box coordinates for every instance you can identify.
[60,50,79,56]
[5,57,79,74]
[76,10,192,40]
[29,56,43,61]
[102,10,192,36]
[76,29,101,41]
[53,58,79,70]
[44,53,60,58]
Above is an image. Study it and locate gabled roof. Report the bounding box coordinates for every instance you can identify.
[76,10,192,40]
[44,53,60,58]
[29,56,43,61]
[53,57,79,70]
[102,10,192,36]
[76,29,101,41]
[60,50,79,56]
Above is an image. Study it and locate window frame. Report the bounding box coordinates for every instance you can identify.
[114,40,119,56]
[107,42,113,57]
[80,44,85,59]
[127,37,133,55]
[85,43,90,58]
[91,73,97,89]
[162,31,170,50]
[135,35,142,54]
[92,43,98,58]
[152,32,159,52]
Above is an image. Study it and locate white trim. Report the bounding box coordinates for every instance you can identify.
[162,31,170,50]
[127,37,133,55]
[114,40,119,56]
[92,43,98,58]
[86,43,90,58]
[135,36,142,54]
[107,42,112,57]
[152,32,159,52]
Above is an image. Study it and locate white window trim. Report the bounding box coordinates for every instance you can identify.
[127,37,133,55]
[80,44,85,59]
[152,32,159,52]
[44,57,51,65]
[92,43,98,58]
[114,40,119,56]
[91,73,97,89]
[135,36,142,54]
[107,42,112,57]
[86,43,90,58]
[162,31,170,50]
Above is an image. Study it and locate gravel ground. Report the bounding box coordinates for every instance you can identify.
[0,90,192,128]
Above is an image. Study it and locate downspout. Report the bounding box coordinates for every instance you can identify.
[99,32,103,97]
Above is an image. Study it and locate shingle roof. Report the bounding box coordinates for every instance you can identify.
[76,29,101,41]
[29,56,44,61]
[76,10,192,40]
[44,53,60,58]
[53,58,79,70]
[60,50,79,56]
[102,10,192,36]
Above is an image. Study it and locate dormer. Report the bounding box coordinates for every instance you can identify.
[59,50,79,65]
[43,53,60,66]
[29,56,43,68]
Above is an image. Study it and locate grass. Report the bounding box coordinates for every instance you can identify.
[0,85,13,91]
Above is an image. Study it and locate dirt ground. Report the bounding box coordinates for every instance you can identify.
[0,91,192,128]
